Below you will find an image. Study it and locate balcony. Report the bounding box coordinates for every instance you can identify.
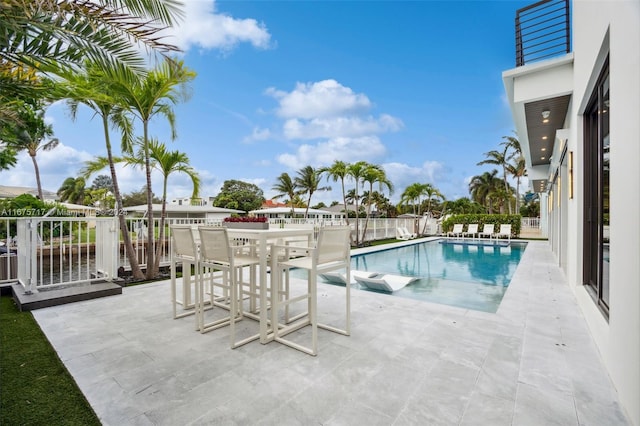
[504,0,573,195]
[516,0,571,67]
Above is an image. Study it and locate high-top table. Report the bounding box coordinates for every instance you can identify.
[225,227,314,343]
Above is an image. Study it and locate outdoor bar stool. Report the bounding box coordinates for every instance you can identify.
[169,225,207,324]
[197,226,261,348]
[269,236,311,325]
[272,226,351,356]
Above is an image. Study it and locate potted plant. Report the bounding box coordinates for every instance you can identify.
[222,216,269,230]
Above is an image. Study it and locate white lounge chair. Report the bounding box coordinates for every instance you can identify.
[396,227,411,240]
[462,224,479,239]
[401,226,417,239]
[479,224,495,239]
[447,224,464,238]
[354,273,419,292]
[319,270,377,285]
[494,224,512,241]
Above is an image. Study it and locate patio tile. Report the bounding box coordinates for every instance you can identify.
[29,241,632,426]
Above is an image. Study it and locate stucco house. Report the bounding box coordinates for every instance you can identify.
[502,0,639,423]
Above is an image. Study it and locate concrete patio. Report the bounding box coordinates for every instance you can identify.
[33,241,631,425]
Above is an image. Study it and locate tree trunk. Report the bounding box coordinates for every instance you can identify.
[143,122,156,279]
[153,178,168,274]
[102,116,144,280]
[30,154,43,201]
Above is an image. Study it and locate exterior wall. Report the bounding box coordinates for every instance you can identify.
[569,1,640,424]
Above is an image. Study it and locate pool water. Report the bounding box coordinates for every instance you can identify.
[299,239,526,313]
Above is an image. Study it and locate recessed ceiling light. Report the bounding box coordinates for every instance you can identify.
[542,136,548,140]
[541,148,547,151]
[543,119,549,123]
[541,156,546,160]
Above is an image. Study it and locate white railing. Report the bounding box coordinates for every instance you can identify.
[521,217,540,229]
[0,218,18,284]
[12,217,120,293]
[5,214,442,291]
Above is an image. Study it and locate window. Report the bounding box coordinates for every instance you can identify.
[583,57,610,317]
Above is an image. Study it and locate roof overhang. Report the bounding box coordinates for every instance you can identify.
[502,53,574,192]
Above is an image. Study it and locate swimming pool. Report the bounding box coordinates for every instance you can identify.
[321,239,525,313]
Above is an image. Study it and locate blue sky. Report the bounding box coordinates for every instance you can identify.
[4,0,531,206]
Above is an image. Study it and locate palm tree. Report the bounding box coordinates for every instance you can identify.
[399,183,428,236]
[368,191,391,217]
[360,164,393,242]
[131,139,200,274]
[85,139,201,276]
[64,61,143,280]
[272,173,299,217]
[0,0,182,81]
[421,184,444,234]
[501,134,525,214]
[57,177,86,204]
[469,170,502,213]
[506,156,527,214]
[400,183,428,216]
[321,160,350,225]
[347,161,370,246]
[116,58,196,279]
[0,0,184,137]
[477,148,512,213]
[0,145,17,171]
[294,166,330,219]
[6,103,59,200]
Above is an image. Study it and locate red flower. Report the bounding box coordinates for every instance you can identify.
[223,216,268,223]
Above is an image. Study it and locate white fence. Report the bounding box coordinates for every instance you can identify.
[521,217,540,229]
[3,215,441,292]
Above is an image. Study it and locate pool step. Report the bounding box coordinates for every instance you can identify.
[10,281,122,311]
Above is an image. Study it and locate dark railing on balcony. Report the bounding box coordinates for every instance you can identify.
[516,0,570,66]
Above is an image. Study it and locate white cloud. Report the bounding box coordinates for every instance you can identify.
[267,79,402,176]
[4,144,93,192]
[163,1,272,52]
[266,79,372,119]
[243,127,271,143]
[277,136,386,170]
[383,161,446,202]
[283,114,403,140]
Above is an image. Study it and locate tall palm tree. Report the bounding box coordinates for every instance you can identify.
[346,161,371,246]
[501,134,525,214]
[57,177,86,204]
[506,156,527,214]
[477,148,512,213]
[116,58,195,278]
[360,164,393,242]
[320,160,350,225]
[421,184,444,234]
[294,166,330,219]
[6,103,59,200]
[272,173,299,217]
[64,61,144,280]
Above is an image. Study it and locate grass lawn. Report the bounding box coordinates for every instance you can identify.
[0,296,100,425]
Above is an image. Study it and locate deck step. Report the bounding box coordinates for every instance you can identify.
[11,282,122,311]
